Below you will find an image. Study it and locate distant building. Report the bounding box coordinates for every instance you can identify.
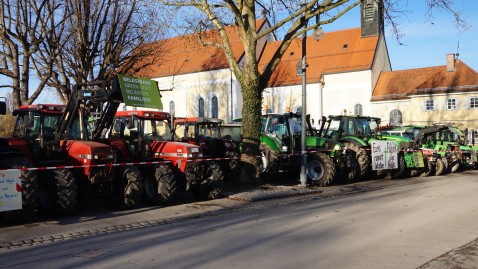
[372,54,478,129]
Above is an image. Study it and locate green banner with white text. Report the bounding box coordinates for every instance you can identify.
[118,74,163,110]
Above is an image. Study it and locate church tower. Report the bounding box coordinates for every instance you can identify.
[361,0,384,37]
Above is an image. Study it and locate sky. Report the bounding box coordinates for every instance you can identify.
[321,0,478,71]
[1,0,477,103]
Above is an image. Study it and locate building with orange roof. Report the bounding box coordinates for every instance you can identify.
[371,54,478,129]
[124,2,391,126]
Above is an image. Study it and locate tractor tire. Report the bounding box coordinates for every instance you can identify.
[38,168,77,216]
[110,166,143,209]
[419,160,435,177]
[356,149,370,179]
[223,150,241,182]
[143,164,176,205]
[337,154,360,184]
[307,152,335,187]
[0,157,38,224]
[450,161,460,173]
[441,158,449,174]
[192,161,224,200]
[259,144,280,181]
[435,158,446,176]
[390,154,407,179]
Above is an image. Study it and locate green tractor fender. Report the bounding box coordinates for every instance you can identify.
[260,134,282,153]
[338,136,368,151]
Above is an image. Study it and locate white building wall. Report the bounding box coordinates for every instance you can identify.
[322,70,373,117]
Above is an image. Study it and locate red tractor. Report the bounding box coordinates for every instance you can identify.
[103,111,224,201]
[0,98,39,223]
[7,83,142,216]
[174,117,240,181]
[89,77,223,202]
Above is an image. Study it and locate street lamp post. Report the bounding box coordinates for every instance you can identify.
[299,0,324,187]
[299,0,308,187]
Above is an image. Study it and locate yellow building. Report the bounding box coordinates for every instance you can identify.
[372,54,478,129]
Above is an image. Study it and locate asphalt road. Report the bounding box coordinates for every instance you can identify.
[1,171,478,269]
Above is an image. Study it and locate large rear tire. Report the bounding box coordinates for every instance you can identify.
[356,149,370,179]
[0,157,38,224]
[192,161,224,200]
[435,158,446,176]
[419,160,435,177]
[390,154,407,179]
[450,161,460,173]
[223,150,241,182]
[259,144,279,181]
[110,166,143,209]
[143,164,176,205]
[307,152,335,187]
[38,168,77,216]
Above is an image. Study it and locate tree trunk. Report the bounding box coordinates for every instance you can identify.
[239,71,263,185]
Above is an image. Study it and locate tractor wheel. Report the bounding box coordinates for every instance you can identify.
[435,158,446,176]
[192,161,224,200]
[450,161,460,173]
[356,149,370,179]
[259,144,280,181]
[390,154,407,179]
[441,158,449,174]
[223,150,241,182]
[307,152,335,187]
[143,164,176,205]
[110,166,143,209]
[38,168,77,216]
[419,160,435,177]
[0,157,38,224]
[337,154,360,184]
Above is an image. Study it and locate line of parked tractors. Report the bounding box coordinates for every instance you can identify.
[1,76,477,225]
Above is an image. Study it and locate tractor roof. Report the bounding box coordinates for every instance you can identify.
[174,117,223,124]
[327,115,381,121]
[115,110,171,120]
[13,104,65,115]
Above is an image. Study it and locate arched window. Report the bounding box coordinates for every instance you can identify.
[211,96,218,118]
[354,103,363,116]
[169,101,175,115]
[198,97,205,117]
[389,109,402,126]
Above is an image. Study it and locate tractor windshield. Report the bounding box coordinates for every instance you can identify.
[13,112,62,142]
[142,119,172,141]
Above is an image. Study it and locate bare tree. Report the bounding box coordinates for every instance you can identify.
[155,0,467,183]
[43,0,167,102]
[0,0,54,108]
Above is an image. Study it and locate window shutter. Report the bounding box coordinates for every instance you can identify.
[464,98,470,109]
[420,100,426,111]
[455,98,461,109]
[434,100,439,111]
[443,99,448,110]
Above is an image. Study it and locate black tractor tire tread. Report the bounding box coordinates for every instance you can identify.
[38,168,77,216]
[308,152,336,187]
[223,150,241,182]
[193,161,224,200]
[111,166,143,209]
[356,149,370,179]
[420,160,435,177]
[144,164,176,205]
[391,154,407,179]
[435,158,446,176]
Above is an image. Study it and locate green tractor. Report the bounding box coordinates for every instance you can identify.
[384,125,448,176]
[259,113,359,186]
[441,126,477,170]
[319,115,425,179]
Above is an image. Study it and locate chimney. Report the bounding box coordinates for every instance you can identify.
[446,53,455,72]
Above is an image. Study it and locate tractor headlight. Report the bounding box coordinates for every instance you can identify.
[281,146,288,152]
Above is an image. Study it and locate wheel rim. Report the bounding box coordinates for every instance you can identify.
[306,160,324,180]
